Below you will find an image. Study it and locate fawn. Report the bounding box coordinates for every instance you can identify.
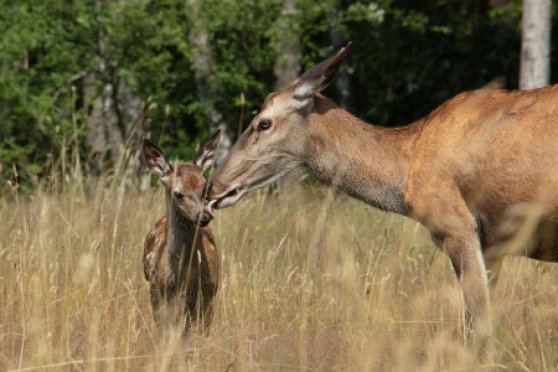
[143,131,220,334]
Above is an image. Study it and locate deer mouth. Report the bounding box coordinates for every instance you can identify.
[205,187,244,217]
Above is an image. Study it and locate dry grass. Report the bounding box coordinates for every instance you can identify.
[1,182,557,371]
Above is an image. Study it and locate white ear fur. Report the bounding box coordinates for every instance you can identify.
[289,42,352,105]
[289,77,326,111]
[292,78,324,99]
[143,139,172,178]
[194,129,221,172]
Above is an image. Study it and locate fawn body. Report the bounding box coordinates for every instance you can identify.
[143,132,220,333]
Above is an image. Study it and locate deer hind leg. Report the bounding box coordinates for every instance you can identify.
[410,191,493,360]
[480,216,558,289]
[529,218,558,262]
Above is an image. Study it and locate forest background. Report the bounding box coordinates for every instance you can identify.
[0,0,556,193]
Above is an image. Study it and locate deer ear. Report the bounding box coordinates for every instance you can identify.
[143,139,172,178]
[194,129,221,172]
[291,42,352,102]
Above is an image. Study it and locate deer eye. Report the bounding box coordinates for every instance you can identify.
[173,191,184,199]
[258,119,272,131]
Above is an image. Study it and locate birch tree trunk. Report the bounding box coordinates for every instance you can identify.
[84,61,122,173]
[273,0,301,90]
[84,2,124,176]
[272,0,303,188]
[519,0,552,90]
[84,25,143,177]
[186,0,231,161]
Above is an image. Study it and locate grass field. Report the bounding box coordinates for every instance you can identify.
[1,181,557,371]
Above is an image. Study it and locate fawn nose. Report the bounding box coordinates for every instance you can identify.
[199,213,211,227]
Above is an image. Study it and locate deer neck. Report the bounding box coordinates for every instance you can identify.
[164,191,198,259]
[302,95,424,215]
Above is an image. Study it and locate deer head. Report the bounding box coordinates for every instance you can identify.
[207,43,352,211]
[144,130,221,227]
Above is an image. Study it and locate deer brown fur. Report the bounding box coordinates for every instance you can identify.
[206,43,558,357]
[143,132,220,334]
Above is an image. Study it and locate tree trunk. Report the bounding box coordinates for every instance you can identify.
[186,0,231,162]
[519,0,552,90]
[84,26,143,177]
[329,23,354,111]
[272,0,304,189]
[273,0,301,90]
[84,69,121,174]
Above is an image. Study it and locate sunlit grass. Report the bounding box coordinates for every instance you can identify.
[1,183,557,370]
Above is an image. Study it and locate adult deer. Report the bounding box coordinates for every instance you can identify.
[207,43,558,356]
[143,132,220,334]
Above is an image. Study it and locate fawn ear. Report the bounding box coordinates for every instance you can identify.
[143,138,172,178]
[194,129,221,172]
[290,42,352,105]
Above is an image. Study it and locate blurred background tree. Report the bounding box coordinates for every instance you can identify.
[520,0,552,89]
[0,0,556,193]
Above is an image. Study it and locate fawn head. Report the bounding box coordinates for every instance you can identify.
[143,130,221,227]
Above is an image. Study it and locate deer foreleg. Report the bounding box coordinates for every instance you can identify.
[442,232,493,358]
[409,187,494,360]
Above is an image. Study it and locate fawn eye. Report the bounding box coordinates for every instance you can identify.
[173,191,184,199]
[258,119,272,131]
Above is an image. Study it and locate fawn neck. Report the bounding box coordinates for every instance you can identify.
[303,95,424,215]
[165,190,199,258]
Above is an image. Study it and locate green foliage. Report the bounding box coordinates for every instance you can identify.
[0,0,556,192]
